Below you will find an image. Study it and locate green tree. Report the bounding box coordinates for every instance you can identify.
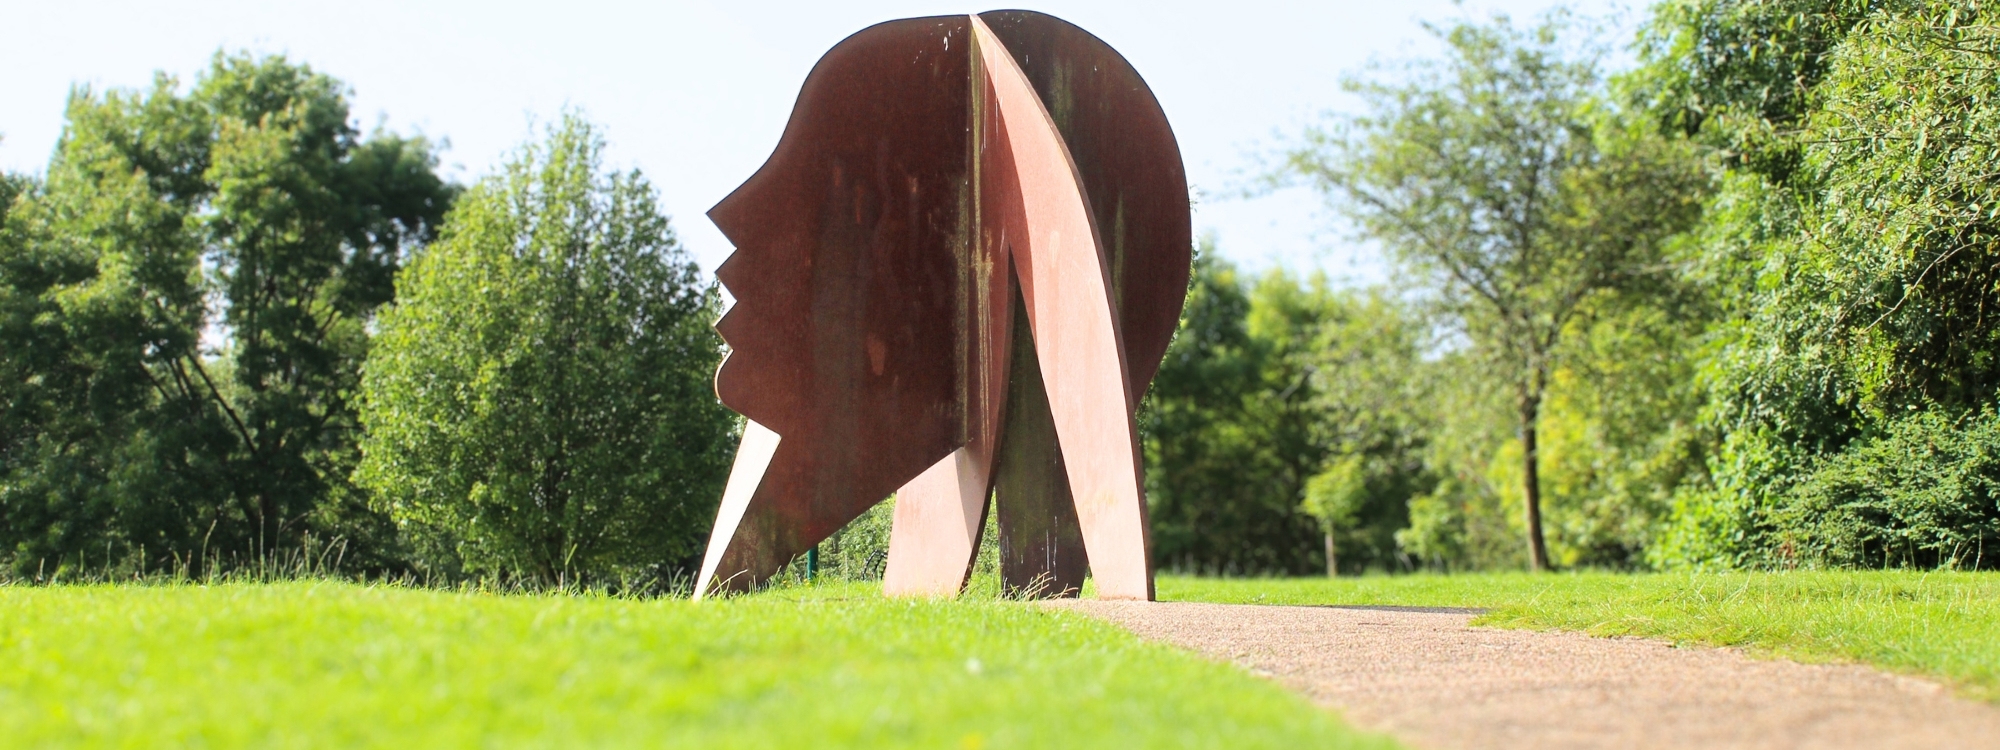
[1301,455,1366,577]
[356,114,734,585]
[0,170,28,219]
[1642,1,2000,569]
[1280,11,1709,570]
[1636,0,1887,183]
[1145,246,1316,574]
[0,53,451,576]
[1298,288,1434,575]
[1144,244,1432,574]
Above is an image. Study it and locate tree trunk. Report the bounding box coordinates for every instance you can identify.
[1520,390,1551,572]
[1325,530,1338,578]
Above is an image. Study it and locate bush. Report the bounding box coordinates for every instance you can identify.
[355,114,734,586]
[1779,410,2000,569]
[812,499,895,582]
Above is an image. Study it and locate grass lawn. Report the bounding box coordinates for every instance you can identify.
[0,581,1397,749]
[1162,570,2000,702]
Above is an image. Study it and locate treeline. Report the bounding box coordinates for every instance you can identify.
[0,54,730,585]
[1152,0,2000,574]
[7,0,2000,585]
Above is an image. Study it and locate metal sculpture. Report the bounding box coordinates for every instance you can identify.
[694,10,1190,601]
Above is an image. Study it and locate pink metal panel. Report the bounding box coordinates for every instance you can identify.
[694,420,782,599]
[977,10,1189,599]
[972,16,1153,600]
[881,446,991,596]
[976,10,1193,393]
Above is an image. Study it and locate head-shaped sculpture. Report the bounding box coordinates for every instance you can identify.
[698,11,1189,600]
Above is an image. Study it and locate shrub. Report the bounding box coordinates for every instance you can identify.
[355,114,734,585]
[1779,410,2000,569]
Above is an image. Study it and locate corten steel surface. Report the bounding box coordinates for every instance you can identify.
[968,13,1152,600]
[978,10,1193,390]
[695,11,1189,602]
[991,283,1088,598]
[974,10,1189,599]
[881,23,1021,598]
[699,16,995,596]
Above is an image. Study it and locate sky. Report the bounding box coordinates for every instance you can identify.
[1,0,1634,285]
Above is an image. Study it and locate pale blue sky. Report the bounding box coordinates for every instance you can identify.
[2,1,1632,284]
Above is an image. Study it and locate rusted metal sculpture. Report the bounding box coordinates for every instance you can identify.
[694,11,1189,601]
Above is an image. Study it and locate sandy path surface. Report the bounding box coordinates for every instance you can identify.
[1052,601,2000,750]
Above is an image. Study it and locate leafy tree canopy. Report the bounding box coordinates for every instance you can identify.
[1277,10,1710,570]
[0,52,452,577]
[1645,1,2000,569]
[1145,245,1432,575]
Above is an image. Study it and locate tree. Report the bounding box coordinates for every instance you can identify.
[1,53,451,576]
[1144,244,1432,575]
[1280,12,1708,570]
[1641,1,2000,569]
[1300,288,1434,575]
[200,54,455,565]
[1144,246,1320,574]
[0,171,28,220]
[1301,455,1366,577]
[1636,0,1886,184]
[355,114,735,585]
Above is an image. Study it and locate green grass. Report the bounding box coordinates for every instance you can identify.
[0,581,1397,749]
[1162,570,2000,702]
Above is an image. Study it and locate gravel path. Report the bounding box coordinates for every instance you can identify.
[1052,601,2000,750]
